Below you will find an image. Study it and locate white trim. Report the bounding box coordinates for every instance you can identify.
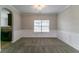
[9,5,20,13]
[12,29,57,43]
[20,30,57,38]
[57,31,79,51]
[12,30,21,43]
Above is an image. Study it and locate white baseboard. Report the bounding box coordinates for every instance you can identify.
[57,31,79,51]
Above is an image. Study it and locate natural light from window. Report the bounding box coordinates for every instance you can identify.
[34,20,49,32]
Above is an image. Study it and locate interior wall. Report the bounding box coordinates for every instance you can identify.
[20,13,57,37]
[57,6,79,50]
[1,5,79,51]
[0,6,2,52]
[0,5,21,43]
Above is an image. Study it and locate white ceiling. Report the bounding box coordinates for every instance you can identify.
[13,5,70,14]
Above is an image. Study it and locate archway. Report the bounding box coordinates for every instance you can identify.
[1,8,13,49]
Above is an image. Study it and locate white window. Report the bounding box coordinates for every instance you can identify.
[34,20,49,32]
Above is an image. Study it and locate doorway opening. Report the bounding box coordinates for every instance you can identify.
[1,8,13,49]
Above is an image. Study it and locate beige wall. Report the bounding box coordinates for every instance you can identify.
[21,13,57,31]
[20,13,57,37]
[58,6,79,33]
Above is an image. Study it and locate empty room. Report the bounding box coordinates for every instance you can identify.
[0,5,79,53]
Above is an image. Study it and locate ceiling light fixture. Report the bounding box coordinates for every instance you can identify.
[33,4,46,10]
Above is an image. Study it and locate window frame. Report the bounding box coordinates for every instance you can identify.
[34,20,49,32]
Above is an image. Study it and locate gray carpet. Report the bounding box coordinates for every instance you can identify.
[1,38,79,53]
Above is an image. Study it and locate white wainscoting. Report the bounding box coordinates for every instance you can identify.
[20,30,57,38]
[12,30,57,43]
[57,31,79,51]
[12,30,21,43]
[12,30,79,51]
